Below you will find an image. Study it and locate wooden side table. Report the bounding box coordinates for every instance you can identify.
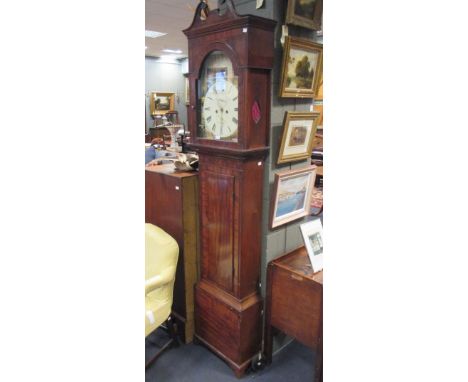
[264,246,323,382]
[145,164,200,343]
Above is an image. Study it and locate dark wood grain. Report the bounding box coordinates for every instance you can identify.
[145,164,200,343]
[264,247,323,382]
[202,171,235,292]
[184,0,275,153]
[195,280,262,378]
[183,1,276,377]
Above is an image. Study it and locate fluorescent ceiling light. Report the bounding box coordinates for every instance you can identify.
[145,30,167,38]
[159,55,178,63]
[162,49,183,54]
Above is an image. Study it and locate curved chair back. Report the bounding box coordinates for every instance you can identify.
[145,224,179,337]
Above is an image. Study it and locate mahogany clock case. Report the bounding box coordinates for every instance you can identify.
[184,1,276,154]
[183,1,276,377]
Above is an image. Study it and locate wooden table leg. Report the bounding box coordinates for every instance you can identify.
[264,264,274,364]
[314,314,323,382]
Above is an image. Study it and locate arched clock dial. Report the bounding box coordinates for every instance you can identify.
[202,80,238,139]
[196,50,239,142]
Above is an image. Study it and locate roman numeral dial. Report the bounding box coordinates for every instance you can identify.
[201,80,239,139]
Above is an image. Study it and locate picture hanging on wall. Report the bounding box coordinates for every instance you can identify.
[277,111,320,164]
[279,36,323,99]
[270,166,316,229]
[185,77,190,105]
[150,92,175,116]
[300,218,323,273]
[313,101,323,129]
[315,75,323,100]
[286,0,323,31]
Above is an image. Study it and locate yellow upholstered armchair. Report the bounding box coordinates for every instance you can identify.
[145,223,179,368]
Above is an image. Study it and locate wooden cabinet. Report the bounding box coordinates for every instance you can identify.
[264,247,323,382]
[145,164,199,343]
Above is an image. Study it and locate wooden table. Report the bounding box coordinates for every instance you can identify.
[145,163,200,343]
[264,247,323,382]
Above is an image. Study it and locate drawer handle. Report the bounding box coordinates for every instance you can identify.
[291,274,303,281]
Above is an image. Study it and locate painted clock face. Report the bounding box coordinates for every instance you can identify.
[202,81,238,139]
[198,51,239,141]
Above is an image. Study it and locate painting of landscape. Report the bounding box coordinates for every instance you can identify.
[154,95,170,111]
[295,0,316,19]
[275,173,310,218]
[288,125,308,146]
[285,47,319,91]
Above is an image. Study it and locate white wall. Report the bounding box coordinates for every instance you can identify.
[145,57,187,132]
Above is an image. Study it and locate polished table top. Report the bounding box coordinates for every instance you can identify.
[272,246,323,284]
[145,163,198,178]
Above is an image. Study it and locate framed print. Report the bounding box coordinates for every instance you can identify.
[184,77,190,106]
[270,166,316,229]
[150,92,175,116]
[279,36,322,99]
[286,0,323,31]
[300,218,323,273]
[315,75,323,100]
[310,184,323,216]
[277,111,320,164]
[313,100,323,129]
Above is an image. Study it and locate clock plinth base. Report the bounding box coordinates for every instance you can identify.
[194,281,262,377]
[194,334,252,378]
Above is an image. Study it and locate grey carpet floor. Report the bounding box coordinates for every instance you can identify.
[145,328,316,381]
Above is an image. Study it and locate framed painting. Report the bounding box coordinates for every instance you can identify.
[184,77,190,106]
[277,111,320,164]
[286,0,323,31]
[300,218,323,273]
[313,100,323,129]
[310,186,323,216]
[150,92,175,116]
[279,36,323,98]
[270,166,317,229]
[315,75,323,100]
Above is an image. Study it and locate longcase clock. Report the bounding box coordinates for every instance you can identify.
[183,1,276,377]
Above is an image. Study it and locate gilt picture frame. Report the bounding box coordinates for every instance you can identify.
[315,74,323,100]
[279,36,323,99]
[270,166,317,229]
[277,111,320,164]
[184,77,190,106]
[300,218,323,273]
[150,92,175,116]
[286,0,323,31]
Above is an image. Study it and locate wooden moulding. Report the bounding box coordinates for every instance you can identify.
[194,280,262,377]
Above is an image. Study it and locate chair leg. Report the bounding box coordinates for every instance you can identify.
[167,315,180,347]
[145,337,174,369]
[145,315,179,369]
